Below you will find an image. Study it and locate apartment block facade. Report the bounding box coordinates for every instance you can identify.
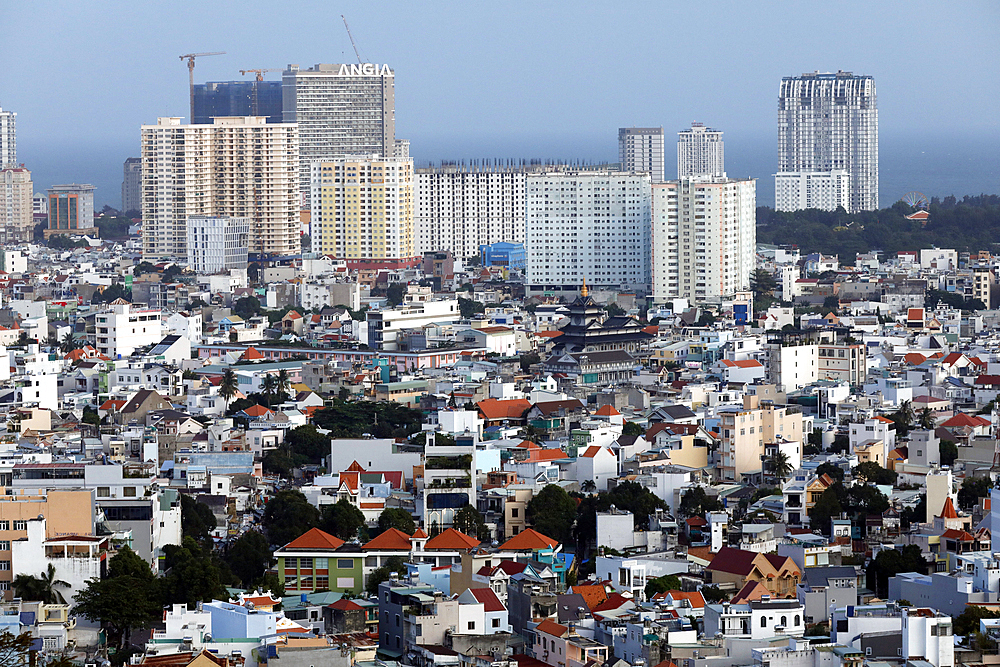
[309,156,414,267]
[778,71,878,213]
[47,184,96,234]
[651,177,756,305]
[618,127,665,182]
[525,170,652,296]
[1,167,33,243]
[0,108,14,168]
[415,167,527,259]
[774,170,850,212]
[677,123,724,178]
[186,216,251,274]
[283,63,395,202]
[121,157,142,214]
[140,116,299,260]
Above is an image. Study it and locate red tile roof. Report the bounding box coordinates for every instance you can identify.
[704,546,759,576]
[469,587,505,612]
[499,528,558,551]
[938,497,959,519]
[942,412,991,429]
[534,619,569,638]
[328,599,363,611]
[594,405,620,416]
[477,398,532,421]
[423,528,480,551]
[668,590,705,608]
[282,527,345,550]
[570,585,609,611]
[241,346,265,360]
[363,528,412,551]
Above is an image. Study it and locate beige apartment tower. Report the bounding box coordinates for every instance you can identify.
[310,156,414,267]
[0,167,33,243]
[140,117,299,261]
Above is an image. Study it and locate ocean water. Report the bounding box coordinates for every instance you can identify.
[17,133,1000,211]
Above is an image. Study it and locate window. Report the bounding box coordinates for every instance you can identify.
[511,508,518,518]
[395,614,400,627]
[0,542,7,551]
[492,618,501,628]
[794,615,800,626]
[780,616,787,627]
[761,616,767,628]
[0,521,7,530]
[299,558,313,569]
[337,559,353,570]
[316,558,329,569]
[0,561,9,571]
[97,487,110,498]
[865,647,872,656]
[123,487,137,497]
[468,621,475,630]
[315,576,329,589]
[12,521,25,531]
[285,558,297,569]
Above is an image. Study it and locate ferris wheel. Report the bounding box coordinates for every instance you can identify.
[901,191,929,209]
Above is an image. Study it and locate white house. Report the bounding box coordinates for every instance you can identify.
[577,445,618,492]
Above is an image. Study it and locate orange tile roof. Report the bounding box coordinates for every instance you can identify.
[423,528,480,551]
[594,404,621,416]
[534,619,568,638]
[282,527,345,550]
[241,346,265,360]
[499,528,558,551]
[478,398,532,421]
[731,580,771,604]
[242,404,273,417]
[668,590,705,608]
[904,353,927,365]
[571,584,609,611]
[363,528,411,551]
[411,528,428,538]
[526,448,569,462]
[938,497,959,519]
[579,446,604,459]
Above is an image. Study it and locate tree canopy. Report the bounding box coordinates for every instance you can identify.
[678,487,723,517]
[366,556,407,595]
[377,508,416,536]
[866,545,928,598]
[181,494,218,543]
[312,400,424,439]
[319,499,366,541]
[527,485,578,545]
[263,489,319,546]
[224,531,273,588]
[161,536,230,606]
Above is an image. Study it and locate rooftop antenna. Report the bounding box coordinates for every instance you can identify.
[341,15,366,64]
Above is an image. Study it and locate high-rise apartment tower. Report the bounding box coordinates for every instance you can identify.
[140,117,299,261]
[310,156,415,268]
[777,71,877,212]
[1,167,33,243]
[283,63,396,203]
[525,170,652,296]
[618,128,665,182]
[677,123,725,178]
[652,177,756,305]
[121,157,142,214]
[0,108,15,168]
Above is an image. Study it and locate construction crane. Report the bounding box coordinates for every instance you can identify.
[239,68,281,116]
[341,15,365,63]
[179,52,225,122]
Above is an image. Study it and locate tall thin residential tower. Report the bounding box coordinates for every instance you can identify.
[0,108,15,168]
[619,128,665,182]
[677,123,724,178]
[778,71,878,213]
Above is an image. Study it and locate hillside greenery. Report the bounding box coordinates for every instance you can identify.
[756,195,1000,257]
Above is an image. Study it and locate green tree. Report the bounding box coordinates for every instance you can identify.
[622,421,643,437]
[312,400,425,439]
[678,487,723,517]
[234,296,262,320]
[917,407,936,430]
[866,545,927,598]
[377,508,416,535]
[939,439,958,467]
[262,374,278,408]
[82,405,101,426]
[0,630,35,667]
[750,268,777,298]
[453,504,490,541]
[366,556,407,595]
[959,475,993,510]
[815,461,845,483]
[263,490,319,546]
[319,499,366,541]
[580,480,597,493]
[853,461,897,486]
[59,331,79,354]
[644,574,682,600]
[955,605,1000,636]
[284,425,331,464]
[181,494,217,543]
[527,485,578,545]
[520,352,541,373]
[276,369,291,402]
[808,486,843,536]
[73,547,161,654]
[385,284,406,307]
[219,368,239,413]
[459,297,485,319]
[12,564,70,604]
[849,484,890,515]
[161,536,229,606]
[224,531,273,588]
[700,585,728,603]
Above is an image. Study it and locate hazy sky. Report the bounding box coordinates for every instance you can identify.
[2,0,998,206]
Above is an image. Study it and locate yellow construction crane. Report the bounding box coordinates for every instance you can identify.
[239,68,281,116]
[179,51,225,122]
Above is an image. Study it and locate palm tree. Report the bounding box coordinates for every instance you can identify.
[276,369,291,403]
[45,333,59,351]
[768,450,793,483]
[219,368,239,414]
[918,407,935,430]
[581,480,597,494]
[261,374,278,408]
[12,564,70,604]
[898,399,914,427]
[60,331,78,354]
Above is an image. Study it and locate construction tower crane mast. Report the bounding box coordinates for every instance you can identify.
[239,69,281,116]
[180,51,225,122]
[341,15,365,63]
